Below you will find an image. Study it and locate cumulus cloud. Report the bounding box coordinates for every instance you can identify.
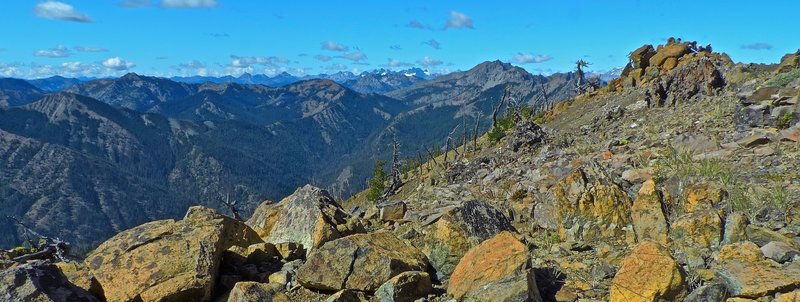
[229,55,289,68]
[512,52,552,64]
[102,57,136,70]
[423,39,441,50]
[406,20,430,30]
[161,0,217,8]
[417,56,442,67]
[61,61,102,76]
[445,11,473,30]
[338,50,367,62]
[225,55,289,75]
[34,1,92,22]
[34,45,71,58]
[321,41,349,52]
[382,58,413,68]
[314,54,332,62]
[741,43,773,50]
[74,46,108,52]
[172,60,209,76]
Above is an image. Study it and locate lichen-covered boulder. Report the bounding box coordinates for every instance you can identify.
[374,271,433,302]
[610,241,687,302]
[297,232,429,292]
[1,260,100,302]
[246,185,364,255]
[422,199,516,276]
[552,161,632,241]
[447,232,541,302]
[631,180,669,244]
[85,206,262,302]
[716,242,800,298]
[226,282,289,302]
[670,209,723,249]
[55,261,105,300]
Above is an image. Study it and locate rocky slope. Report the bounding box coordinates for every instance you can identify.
[4,39,799,301]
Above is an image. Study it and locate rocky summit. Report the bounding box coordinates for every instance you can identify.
[2,36,800,302]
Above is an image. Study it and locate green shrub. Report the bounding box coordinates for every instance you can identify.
[366,160,387,202]
[778,111,794,129]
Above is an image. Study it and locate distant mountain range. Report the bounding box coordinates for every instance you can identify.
[0,61,587,249]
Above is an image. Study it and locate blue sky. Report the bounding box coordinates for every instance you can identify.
[0,0,797,79]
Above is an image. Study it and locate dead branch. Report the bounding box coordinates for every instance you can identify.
[223,193,242,221]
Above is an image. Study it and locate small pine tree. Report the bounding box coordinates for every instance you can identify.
[366,160,387,202]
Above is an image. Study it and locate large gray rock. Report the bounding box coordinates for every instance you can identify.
[226,282,288,302]
[246,185,364,255]
[85,206,262,302]
[761,241,800,263]
[374,271,433,302]
[422,200,516,276]
[0,261,100,302]
[297,232,429,292]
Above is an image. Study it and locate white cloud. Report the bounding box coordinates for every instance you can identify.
[338,50,367,62]
[445,11,473,30]
[74,46,108,52]
[321,41,349,52]
[315,54,332,62]
[102,57,136,70]
[511,52,552,64]
[423,39,441,50]
[34,45,71,58]
[161,0,217,8]
[382,58,413,68]
[229,55,289,68]
[417,56,443,67]
[34,1,92,22]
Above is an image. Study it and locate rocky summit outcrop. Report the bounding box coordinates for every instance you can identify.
[85,206,262,302]
[611,39,729,103]
[0,260,100,302]
[422,199,516,276]
[297,232,429,292]
[552,160,632,241]
[448,231,541,302]
[610,240,687,302]
[246,185,364,255]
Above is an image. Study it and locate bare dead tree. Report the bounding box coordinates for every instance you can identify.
[223,193,242,221]
[444,125,460,167]
[472,112,481,151]
[575,59,590,94]
[492,85,513,129]
[416,152,424,177]
[7,216,70,263]
[383,133,403,197]
[538,78,550,109]
[424,145,439,167]
[462,117,468,155]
